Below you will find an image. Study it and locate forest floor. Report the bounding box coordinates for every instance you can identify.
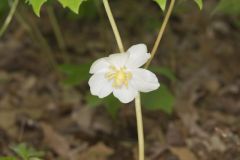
[0,0,240,160]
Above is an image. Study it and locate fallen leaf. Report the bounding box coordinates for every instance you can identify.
[40,123,71,158]
[76,143,113,160]
[92,115,113,134]
[208,135,226,152]
[71,106,95,136]
[166,123,185,146]
[170,147,198,160]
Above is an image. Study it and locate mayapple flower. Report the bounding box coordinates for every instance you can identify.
[88,44,160,103]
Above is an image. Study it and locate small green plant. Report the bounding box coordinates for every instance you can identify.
[0,143,44,160]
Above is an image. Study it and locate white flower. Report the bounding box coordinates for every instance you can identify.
[88,44,160,103]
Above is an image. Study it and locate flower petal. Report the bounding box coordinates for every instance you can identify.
[113,86,138,103]
[107,53,129,68]
[131,68,160,92]
[126,44,151,68]
[88,73,113,98]
[90,58,110,74]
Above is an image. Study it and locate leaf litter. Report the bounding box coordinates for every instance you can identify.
[0,0,240,159]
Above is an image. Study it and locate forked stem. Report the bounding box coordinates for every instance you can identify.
[103,0,125,53]
[102,0,176,160]
[144,0,175,69]
[102,1,144,160]
[0,0,19,37]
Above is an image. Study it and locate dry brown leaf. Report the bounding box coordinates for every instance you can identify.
[166,123,185,146]
[0,110,17,136]
[170,147,198,160]
[92,115,113,134]
[0,111,16,130]
[72,106,113,135]
[209,135,226,152]
[71,106,95,135]
[40,123,71,158]
[76,142,114,160]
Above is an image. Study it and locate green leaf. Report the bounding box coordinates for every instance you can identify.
[0,0,9,15]
[86,93,121,119]
[154,0,167,11]
[214,0,240,15]
[11,143,29,160]
[142,84,174,114]
[25,0,47,16]
[150,66,177,82]
[86,93,103,108]
[58,0,86,14]
[104,95,121,119]
[0,157,16,160]
[58,63,91,87]
[11,143,44,160]
[194,0,203,10]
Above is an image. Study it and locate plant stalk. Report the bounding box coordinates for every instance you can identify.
[102,0,124,53]
[135,93,144,160]
[47,6,67,52]
[102,1,144,160]
[0,0,19,38]
[144,0,175,69]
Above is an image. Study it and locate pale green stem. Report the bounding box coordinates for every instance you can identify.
[144,0,175,69]
[135,93,144,160]
[102,0,124,53]
[47,6,66,52]
[102,1,145,160]
[47,6,69,63]
[0,0,19,38]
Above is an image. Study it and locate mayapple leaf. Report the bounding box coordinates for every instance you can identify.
[58,0,87,14]
[104,95,121,119]
[154,0,167,11]
[25,0,47,16]
[58,63,91,87]
[194,0,203,10]
[142,84,175,114]
[0,0,9,14]
[214,0,240,15]
[149,66,177,82]
[86,93,103,108]
[86,93,121,119]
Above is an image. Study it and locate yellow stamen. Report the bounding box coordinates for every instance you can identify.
[105,66,132,88]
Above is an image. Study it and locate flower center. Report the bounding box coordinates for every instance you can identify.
[105,66,132,88]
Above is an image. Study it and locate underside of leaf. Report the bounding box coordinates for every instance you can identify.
[194,0,203,10]
[58,0,86,14]
[26,0,47,16]
[154,0,167,11]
